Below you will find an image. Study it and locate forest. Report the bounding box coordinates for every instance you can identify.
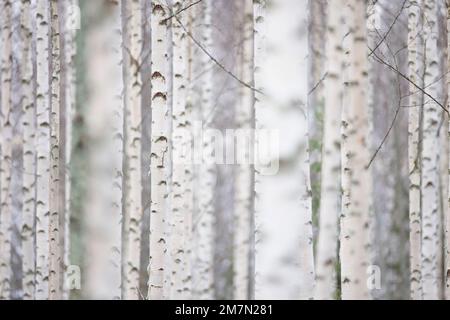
[0,0,449,300]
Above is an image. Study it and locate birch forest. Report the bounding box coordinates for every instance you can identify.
[1,0,450,301]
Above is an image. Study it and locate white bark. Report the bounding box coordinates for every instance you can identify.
[421,0,442,300]
[340,0,371,300]
[61,0,77,300]
[192,0,215,300]
[49,0,61,299]
[233,0,254,301]
[446,0,450,300]
[314,0,346,300]
[183,4,196,298]
[408,0,424,300]
[84,0,124,300]
[253,0,315,300]
[123,0,143,300]
[149,0,170,300]
[35,0,51,300]
[169,0,190,300]
[20,0,36,300]
[0,0,13,300]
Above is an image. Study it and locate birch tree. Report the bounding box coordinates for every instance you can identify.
[182,2,196,298]
[123,0,143,300]
[169,0,190,300]
[61,0,78,300]
[233,0,254,301]
[254,0,315,300]
[49,0,61,299]
[0,0,13,300]
[83,0,124,300]
[314,0,346,300]
[369,0,410,300]
[421,0,442,300]
[408,0,424,300]
[35,0,51,300]
[446,0,450,300]
[149,0,170,300]
[20,0,36,300]
[192,0,215,300]
[340,0,371,300]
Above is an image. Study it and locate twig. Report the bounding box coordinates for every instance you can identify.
[162,0,203,23]
[368,0,407,57]
[174,15,264,96]
[371,50,449,115]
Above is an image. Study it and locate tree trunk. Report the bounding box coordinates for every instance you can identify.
[149,0,170,300]
[35,0,51,300]
[49,0,61,299]
[253,0,315,300]
[83,0,124,300]
[421,0,442,300]
[314,0,346,300]
[61,0,78,300]
[409,0,426,300]
[446,0,450,300]
[20,0,36,300]
[340,0,371,300]
[192,0,215,300]
[233,0,254,301]
[0,0,13,300]
[408,0,424,300]
[169,0,189,300]
[123,0,143,300]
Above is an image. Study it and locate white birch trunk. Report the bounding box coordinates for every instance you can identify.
[253,0,315,300]
[183,5,196,298]
[0,0,13,300]
[35,0,51,300]
[20,0,36,300]
[446,0,450,300]
[233,0,254,301]
[61,0,77,300]
[123,0,143,300]
[421,0,442,300]
[83,0,124,300]
[49,0,61,299]
[408,0,424,300]
[169,0,190,300]
[314,0,346,300]
[340,0,371,300]
[149,0,170,300]
[192,0,215,300]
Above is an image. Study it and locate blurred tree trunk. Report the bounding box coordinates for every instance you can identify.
[20,0,36,300]
[253,0,315,300]
[192,0,215,300]
[61,0,78,300]
[340,0,371,300]
[149,0,170,300]
[35,0,51,300]
[123,0,143,300]
[369,0,409,300]
[307,0,326,228]
[315,0,346,300]
[421,0,442,300]
[233,0,254,301]
[83,0,124,300]
[183,3,194,298]
[446,0,450,300]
